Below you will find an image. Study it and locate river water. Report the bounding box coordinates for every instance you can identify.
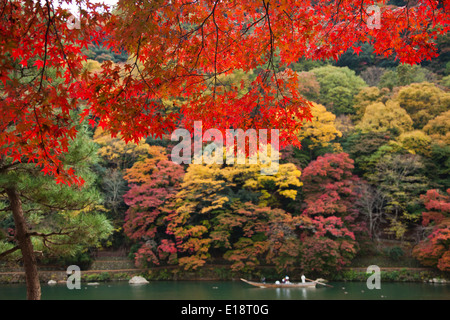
[0,280,449,300]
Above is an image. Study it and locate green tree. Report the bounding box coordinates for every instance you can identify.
[0,125,113,299]
[366,153,430,239]
[93,127,156,246]
[441,75,450,89]
[341,131,392,176]
[425,144,450,190]
[377,69,398,90]
[289,58,328,72]
[310,65,367,115]
[378,64,436,90]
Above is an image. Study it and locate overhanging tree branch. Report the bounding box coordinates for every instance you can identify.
[0,245,20,260]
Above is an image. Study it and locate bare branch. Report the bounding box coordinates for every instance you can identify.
[28,229,74,238]
[0,245,20,260]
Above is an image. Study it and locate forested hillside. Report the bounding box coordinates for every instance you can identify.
[6,35,448,277]
[90,34,450,276]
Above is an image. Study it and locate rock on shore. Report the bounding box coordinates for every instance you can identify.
[429,278,448,284]
[128,276,149,285]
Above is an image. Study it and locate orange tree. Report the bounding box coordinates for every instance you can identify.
[163,160,304,271]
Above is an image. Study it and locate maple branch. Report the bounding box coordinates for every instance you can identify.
[180,1,218,39]
[14,1,39,39]
[212,0,220,100]
[115,12,159,104]
[174,67,233,97]
[50,17,76,80]
[176,0,222,81]
[129,35,156,95]
[359,0,365,25]
[190,21,205,74]
[262,0,287,104]
[22,0,60,173]
[283,9,296,40]
[260,1,274,85]
[211,7,267,69]
[31,104,55,171]
[0,0,7,18]
[331,0,343,26]
[37,0,52,93]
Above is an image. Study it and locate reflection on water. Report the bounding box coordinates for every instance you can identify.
[274,287,311,300]
[0,281,449,300]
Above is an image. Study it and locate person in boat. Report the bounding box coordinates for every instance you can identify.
[301,275,306,283]
[282,276,291,284]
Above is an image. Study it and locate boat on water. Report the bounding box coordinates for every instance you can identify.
[240,278,317,288]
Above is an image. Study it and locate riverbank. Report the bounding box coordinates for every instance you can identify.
[0,265,448,285]
[1,249,448,284]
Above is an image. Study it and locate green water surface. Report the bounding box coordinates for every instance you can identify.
[0,281,448,300]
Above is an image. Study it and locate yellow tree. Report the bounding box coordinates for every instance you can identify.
[352,86,390,121]
[93,127,153,169]
[356,100,413,135]
[397,130,432,156]
[82,59,102,73]
[166,150,303,271]
[395,82,450,129]
[298,102,342,151]
[423,110,450,145]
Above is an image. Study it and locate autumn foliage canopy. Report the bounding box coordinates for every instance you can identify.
[1,0,449,186]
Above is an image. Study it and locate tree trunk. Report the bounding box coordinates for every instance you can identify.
[6,187,41,300]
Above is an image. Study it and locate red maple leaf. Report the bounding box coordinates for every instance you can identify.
[352,46,363,56]
[33,60,44,70]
